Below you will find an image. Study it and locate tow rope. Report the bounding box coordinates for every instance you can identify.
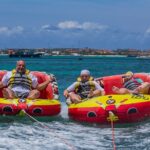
[21,109,76,150]
[109,111,117,150]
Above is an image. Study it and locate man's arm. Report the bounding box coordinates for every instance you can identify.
[101,90,105,96]
[63,82,76,98]
[88,81,105,98]
[63,90,69,98]
[0,73,10,89]
[88,89,105,98]
[30,73,54,91]
[36,78,52,91]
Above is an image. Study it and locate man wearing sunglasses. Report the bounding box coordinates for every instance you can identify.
[112,71,150,94]
[64,69,105,104]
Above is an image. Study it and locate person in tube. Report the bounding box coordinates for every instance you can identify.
[112,71,150,94]
[0,60,52,99]
[64,69,105,105]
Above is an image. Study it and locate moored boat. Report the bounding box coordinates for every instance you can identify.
[9,52,42,58]
[68,73,150,124]
[0,71,61,117]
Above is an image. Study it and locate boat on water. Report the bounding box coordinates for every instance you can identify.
[68,73,150,124]
[9,51,42,58]
[0,71,61,117]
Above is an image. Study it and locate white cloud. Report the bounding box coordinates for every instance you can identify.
[40,21,108,32]
[57,21,108,31]
[0,26,24,36]
[41,24,58,31]
[81,22,108,30]
[58,21,80,29]
[41,24,50,30]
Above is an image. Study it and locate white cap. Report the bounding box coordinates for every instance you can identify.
[80,69,90,76]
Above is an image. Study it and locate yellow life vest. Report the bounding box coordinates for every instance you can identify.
[8,69,32,90]
[74,76,95,98]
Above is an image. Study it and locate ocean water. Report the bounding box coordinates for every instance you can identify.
[0,56,150,150]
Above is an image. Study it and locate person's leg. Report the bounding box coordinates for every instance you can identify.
[2,88,16,99]
[28,90,40,99]
[135,82,150,94]
[69,92,82,104]
[112,86,131,94]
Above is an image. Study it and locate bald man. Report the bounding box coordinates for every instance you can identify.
[64,69,105,104]
[0,60,52,99]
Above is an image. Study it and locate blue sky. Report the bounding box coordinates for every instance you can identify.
[0,0,150,49]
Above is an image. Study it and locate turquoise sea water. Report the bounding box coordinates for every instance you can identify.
[0,56,150,150]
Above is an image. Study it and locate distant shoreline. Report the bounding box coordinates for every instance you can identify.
[0,54,128,57]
